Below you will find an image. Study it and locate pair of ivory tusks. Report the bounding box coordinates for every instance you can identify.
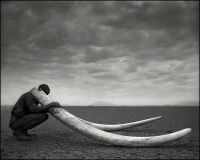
[76,116,162,131]
[30,87,192,147]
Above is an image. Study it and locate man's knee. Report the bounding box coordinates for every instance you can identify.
[11,113,48,130]
[44,113,48,120]
[37,113,48,122]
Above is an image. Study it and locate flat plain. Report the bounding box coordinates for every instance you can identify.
[1,106,199,159]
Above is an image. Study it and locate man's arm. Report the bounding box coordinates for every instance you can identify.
[25,93,61,113]
[29,102,61,113]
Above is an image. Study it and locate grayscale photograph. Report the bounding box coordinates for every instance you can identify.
[1,1,199,159]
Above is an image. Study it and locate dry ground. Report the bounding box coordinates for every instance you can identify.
[1,106,199,159]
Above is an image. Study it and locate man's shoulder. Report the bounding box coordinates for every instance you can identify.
[23,92,35,99]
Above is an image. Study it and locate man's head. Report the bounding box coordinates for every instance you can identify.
[38,84,50,95]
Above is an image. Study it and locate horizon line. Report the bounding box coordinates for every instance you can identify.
[1,104,199,107]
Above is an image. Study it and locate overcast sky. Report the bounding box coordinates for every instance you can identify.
[1,1,199,106]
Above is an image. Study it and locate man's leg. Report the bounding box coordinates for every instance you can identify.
[11,113,48,140]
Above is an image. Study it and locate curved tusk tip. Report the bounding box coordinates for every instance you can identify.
[156,116,162,119]
[181,128,192,135]
[185,128,192,133]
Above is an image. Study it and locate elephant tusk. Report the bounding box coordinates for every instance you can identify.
[76,116,162,131]
[30,87,192,147]
[50,107,191,147]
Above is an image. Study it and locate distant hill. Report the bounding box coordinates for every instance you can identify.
[89,101,116,106]
[177,100,199,106]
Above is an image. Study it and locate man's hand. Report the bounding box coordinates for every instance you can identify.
[29,102,62,113]
[47,102,62,109]
[50,102,62,108]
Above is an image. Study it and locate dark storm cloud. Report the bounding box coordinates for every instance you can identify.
[1,2,71,47]
[100,1,198,33]
[1,1,199,105]
[1,1,86,64]
[90,1,198,54]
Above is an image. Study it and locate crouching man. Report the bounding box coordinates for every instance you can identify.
[9,84,61,141]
